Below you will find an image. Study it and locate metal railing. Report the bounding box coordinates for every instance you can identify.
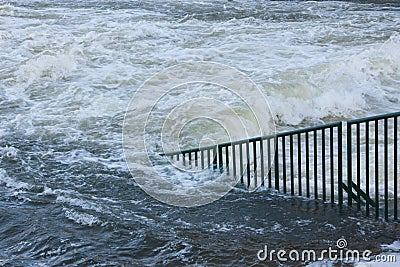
[346,111,400,221]
[161,112,400,222]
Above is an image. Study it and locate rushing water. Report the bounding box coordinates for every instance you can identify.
[1,0,400,266]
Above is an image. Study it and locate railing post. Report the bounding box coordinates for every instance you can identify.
[289,135,294,196]
[298,133,302,196]
[267,138,272,188]
[232,144,237,178]
[322,129,326,201]
[260,140,265,187]
[395,117,398,221]
[275,137,279,191]
[239,143,244,184]
[253,140,257,187]
[225,146,230,175]
[365,121,370,217]
[306,132,310,198]
[347,122,352,207]
[338,122,343,207]
[213,146,217,171]
[218,144,223,173]
[374,120,379,219]
[246,141,251,188]
[384,118,389,221]
[356,123,361,211]
[313,130,318,199]
[282,136,287,194]
[330,127,334,204]
[200,150,204,169]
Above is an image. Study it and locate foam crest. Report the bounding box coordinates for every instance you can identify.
[16,53,78,85]
[56,195,105,213]
[63,208,103,226]
[0,145,18,160]
[0,3,17,16]
[0,169,31,191]
[270,33,400,125]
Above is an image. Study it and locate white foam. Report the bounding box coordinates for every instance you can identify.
[269,33,400,125]
[0,145,18,160]
[63,208,102,226]
[56,195,104,213]
[0,169,31,191]
[16,53,77,85]
[307,260,333,267]
[381,241,400,252]
[0,3,17,16]
[0,1,398,147]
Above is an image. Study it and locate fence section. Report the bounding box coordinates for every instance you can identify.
[346,111,399,221]
[162,122,343,205]
[161,112,400,221]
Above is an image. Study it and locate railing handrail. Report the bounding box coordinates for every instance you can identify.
[161,121,341,156]
[161,111,400,156]
[347,111,400,125]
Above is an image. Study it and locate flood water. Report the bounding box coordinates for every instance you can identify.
[1,0,400,266]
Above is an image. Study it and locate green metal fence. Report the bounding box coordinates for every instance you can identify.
[346,111,400,221]
[161,112,400,222]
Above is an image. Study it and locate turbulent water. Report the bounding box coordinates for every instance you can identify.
[1,0,400,266]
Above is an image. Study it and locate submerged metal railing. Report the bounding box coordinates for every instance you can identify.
[161,112,399,222]
[346,111,399,221]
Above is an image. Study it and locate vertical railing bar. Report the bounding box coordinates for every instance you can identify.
[201,150,204,169]
[394,116,398,221]
[384,118,389,221]
[189,152,192,168]
[322,128,326,202]
[306,132,310,198]
[232,144,236,178]
[183,152,186,166]
[260,140,265,187]
[207,149,211,169]
[365,121,370,216]
[225,146,230,175]
[282,136,287,194]
[290,135,294,196]
[338,123,343,207]
[314,130,318,199]
[356,123,361,211]
[298,133,302,196]
[375,119,379,219]
[275,137,280,191]
[195,151,198,168]
[330,127,334,204]
[268,138,272,188]
[347,123,352,207]
[253,141,257,187]
[177,153,179,161]
[239,144,244,184]
[218,145,223,173]
[213,146,217,171]
[246,141,251,188]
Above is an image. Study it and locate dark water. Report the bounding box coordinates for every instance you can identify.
[1,135,399,266]
[1,0,400,266]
